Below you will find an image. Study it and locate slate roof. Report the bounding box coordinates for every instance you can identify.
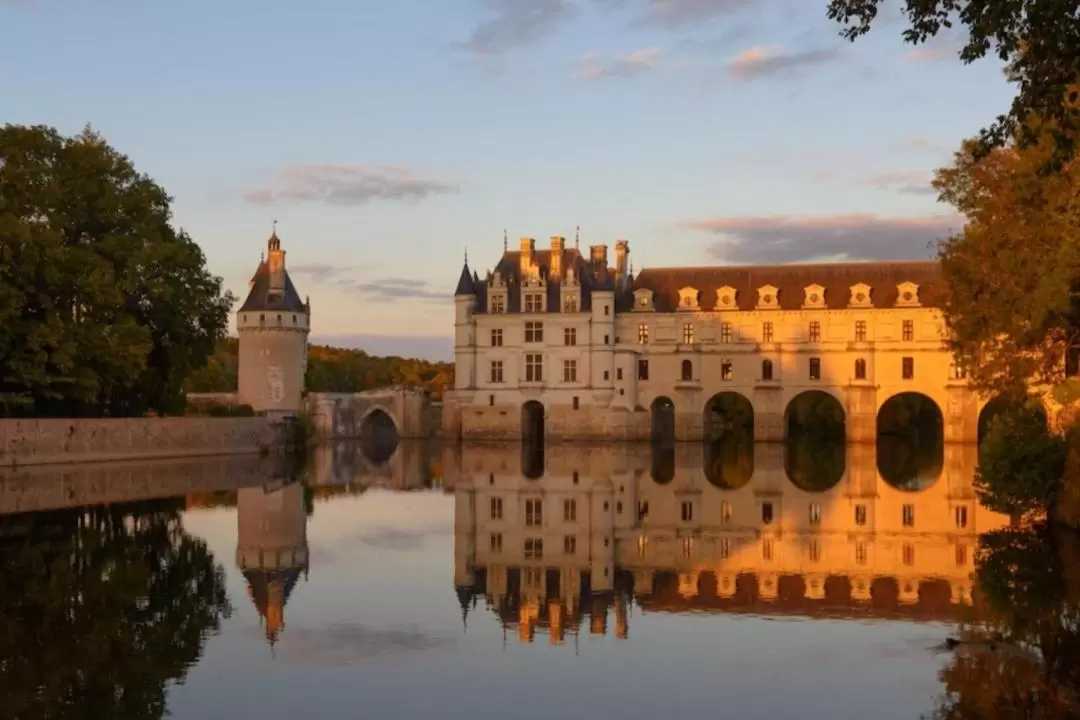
[455,262,476,296]
[239,259,308,313]
[469,248,625,314]
[632,260,943,312]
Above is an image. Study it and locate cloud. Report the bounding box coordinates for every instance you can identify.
[287,263,366,283]
[345,277,450,304]
[682,213,961,263]
[729,44,837,81]
[311,334,452,361]
[576,46,663,80]
[246,165,459,207]
[460,0,579,55]
[597,0,759,28]
[904,32,966,63]
[865,171,938,196]
[905,137,945,153]
[265,622,455,668]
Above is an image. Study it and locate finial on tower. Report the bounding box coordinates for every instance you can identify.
[465,246,469,265]
[503,228,508,252]
[268,220,281,252]
[575,225,580,250]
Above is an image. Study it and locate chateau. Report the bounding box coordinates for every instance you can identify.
[443,235,986,443]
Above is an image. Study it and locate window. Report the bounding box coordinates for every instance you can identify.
[854,358,866,380]
[902,504,915,527]
[259,314,265,327]
[637,535,648,557]
[809,321,821,343]
[572,396,579,410]
[809,503,822,525]
[560,498,576,523]
[489,395,495,406]
[490,360,504,383]
[681,359,693,381]
[604,305,610,316]
[525,321,543,343]
[491,328,503,346]
[855,504,867,526]
[956,544,967,567]
[525,293,543,313]
[564,535,577,554]
[762,321,774,343]
[902,319,914,341]
[638,359,649,380]
[490,497,503,520]
[616,501,623,514]
[604,334,610,345]
[525,354,543,382]
[490,533,502,552]
[682,537,693,559]
[955,506,968,529]
[719,537,730,559]
[525,498,543,527]
[903,543,915,566]
[276,313,282,326]
[681,501,693,522]
[762,359,773,381]
[564,327,577,346]
[721,360,733,381]
[524,538,543,559]
[683,323,695,344]
[762,539,773,562]
[721,322,733,343]
[721,501,732,523]
[638,323,649,344]
[809,357,821,380]
[292,314,297,325]
[603,370,609,381]
[953,357,968,380]
[563,296,578,313]
[902,356,914,379]
[491,295,505,313]
[638,501,649,520]
[616,368,623,380]
[855,320,866,342]
[855,542,867,565]
[762,502,774,525]
[563,359,577,383]
[809,539,821,563]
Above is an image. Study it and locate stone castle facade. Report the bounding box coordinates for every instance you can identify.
[443,235,988,443]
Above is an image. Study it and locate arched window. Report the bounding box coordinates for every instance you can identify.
[259,313,265,327]
[681,359,693,381]
[762,359,773,381]
[854,358,867,380]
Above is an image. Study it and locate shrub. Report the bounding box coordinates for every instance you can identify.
[976,402,1067,517]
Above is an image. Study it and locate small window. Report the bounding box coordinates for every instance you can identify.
[719,537,730,559]
[637,501,649,520]
[721,501,732,523]
[637,535,648,557]
[681,359,693,381]
[809,357,821,380]
[489,394,494,406]
[491,328,503,346]
[563,535,577,555]
[902,357,914,379]
[809,503,822,525]
[616,368,624,380]
[491,295,506,313]
[902,504,915,527]
[762,321,774,343]
[564,327,577,346]
[854,320,866,342]
[683,323,695,344]
[681,501,693,522]
[490,533,503,552]
[638,359,649,380]
[762,502,774,525]
[721,322,732,343]
[956,544,967,567]
[259,314,265,327]
[525,293,544,313]
[563,296,578,313]
[490,360,504,383]
[854,358,866,380]
[525,321,544,343]
[292,314,297,325]
[718,359,732,381]
[616,501,623,514]
[903,543,915,566]
[604,305,610,316]
[855,542,867,565]
[603,370,610,381]
[854,504,867,526]
[809,321,821,343]
[524,538,543,559]
[902,319,914,341]
[525,498,543,527]
[955,506,968,529]
[638,323,649,344]
[762,539,773,562]
[809,539,820,563]
[563,359,577,383]
[490,497,503,520]
[572,396,579,410]
[604,334,610,345]
[276,313,282,326]
[761,359,773,381]
[525,353,543,382]
[682,537,693,559]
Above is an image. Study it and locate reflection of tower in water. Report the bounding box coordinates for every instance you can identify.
[236,481,309,649]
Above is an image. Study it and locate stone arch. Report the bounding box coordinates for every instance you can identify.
[522,401,545,443]
[876,392,944,491]
[521,441,545,480]
[703,391,754,440]
[650,396,675,442]
[650,443,675,484]
[784,390,846,438]
[359,407,400,465]
[783,390,846,491]
[977,395,1047,445]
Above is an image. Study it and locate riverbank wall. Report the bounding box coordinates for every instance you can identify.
[0,417,281,468]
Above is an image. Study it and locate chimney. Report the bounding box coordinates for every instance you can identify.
[549,236,565,279]
[589,244,608,268]
[519,237,535,276]
[615,240,630,287]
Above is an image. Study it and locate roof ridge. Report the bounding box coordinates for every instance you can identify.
[636,259,940,273]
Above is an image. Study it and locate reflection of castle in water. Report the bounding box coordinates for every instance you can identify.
[236,480,309,648]
[446,440,1012,644]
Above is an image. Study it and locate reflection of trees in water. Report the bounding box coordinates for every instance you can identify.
[784,431,846,491]
[929,526,1080,718]
[0,500,231,719]
[703,393,754,441]
[704,429,754,489]
[786,391,845,437]
[877,393,943,491]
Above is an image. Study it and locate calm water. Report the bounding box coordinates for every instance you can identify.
[1,439,1077,719]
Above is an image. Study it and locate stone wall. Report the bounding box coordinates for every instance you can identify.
[307,388,431,440]
[455,401,652,442]
[0,417,277,468]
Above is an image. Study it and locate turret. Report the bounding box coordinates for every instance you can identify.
[453,254,477,390]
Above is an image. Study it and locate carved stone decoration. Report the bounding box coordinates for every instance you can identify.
[677,286,700,310]
[802,283,826,309]
[756,284,780,310]
[896,281,921,307]
[715,285,738,310]
[633,288,654,311]
[267,365,285,404]
[849,282,873,308]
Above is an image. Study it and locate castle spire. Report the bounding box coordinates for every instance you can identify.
[575,225,580,250]
[503,228,508,252]
[268,220,281,252]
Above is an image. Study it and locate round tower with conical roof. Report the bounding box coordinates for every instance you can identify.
[236,227,311,415]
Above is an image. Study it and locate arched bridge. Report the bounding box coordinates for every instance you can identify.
[306,386,436,441]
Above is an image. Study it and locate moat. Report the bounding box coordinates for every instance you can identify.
[1,438,1077,719]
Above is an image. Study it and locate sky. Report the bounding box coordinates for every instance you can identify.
[0,0,1015,360]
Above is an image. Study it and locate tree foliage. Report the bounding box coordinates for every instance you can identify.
[0,124,234,417]
[933,95,1080,396]
[826,0,1080,158]
[976,401,1067,516]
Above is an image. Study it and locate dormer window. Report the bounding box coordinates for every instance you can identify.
[849,283,873,308]
[633,288,654,311]
[802,284,826,309]
[490,294,506,313]
[715,286,737,310]
[677,286,700,311]
[896,282,921,307]
[563,293,579,313]
[756,285,780,310]
[524,292,544,313]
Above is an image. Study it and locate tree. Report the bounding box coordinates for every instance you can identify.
[976,402,1067,516]
[826,0,1080,158]
[0,124,234,417]
[932,94,1080,396]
